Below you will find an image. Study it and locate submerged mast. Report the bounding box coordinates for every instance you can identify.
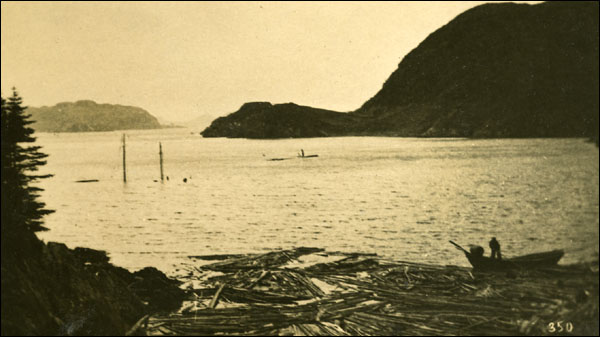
[159,142,164,182]
[122,134,127,183]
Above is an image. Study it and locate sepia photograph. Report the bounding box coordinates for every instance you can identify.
[1,1,598,335]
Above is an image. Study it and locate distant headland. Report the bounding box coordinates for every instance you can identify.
[26,100,162,132]
[201,2,599,140]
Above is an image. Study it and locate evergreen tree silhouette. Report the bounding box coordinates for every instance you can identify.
[1,88,53,253]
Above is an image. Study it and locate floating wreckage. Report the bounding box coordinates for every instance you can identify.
[133,247,598,336]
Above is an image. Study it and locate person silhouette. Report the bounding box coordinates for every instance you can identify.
[489,237,502,260]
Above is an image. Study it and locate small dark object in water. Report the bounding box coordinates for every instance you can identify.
[75,179,99,183]
[183,178,187,183]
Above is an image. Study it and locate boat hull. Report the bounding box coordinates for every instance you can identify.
[466,249,564,271]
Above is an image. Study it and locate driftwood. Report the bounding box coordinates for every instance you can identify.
[126,314,149,336]
[209,283,226,309]
[147,247,599,336]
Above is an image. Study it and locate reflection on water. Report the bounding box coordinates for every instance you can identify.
[36,129,599,274]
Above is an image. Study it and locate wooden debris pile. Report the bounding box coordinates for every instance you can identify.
[145,248,599,336]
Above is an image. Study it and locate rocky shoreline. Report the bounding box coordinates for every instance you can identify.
[0,237,185,336]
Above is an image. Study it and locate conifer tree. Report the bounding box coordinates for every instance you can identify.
[1,88,53,250]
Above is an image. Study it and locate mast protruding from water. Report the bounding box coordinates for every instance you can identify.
[159,142,164,182]
[122,134,127,183]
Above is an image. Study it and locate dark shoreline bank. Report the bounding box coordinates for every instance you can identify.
[0,236,185,336]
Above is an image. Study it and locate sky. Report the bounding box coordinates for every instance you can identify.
[1,1,537,123]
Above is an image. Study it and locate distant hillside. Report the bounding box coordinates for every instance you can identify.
[27,100,162,132]
[356,1,599,138]
[201,102,362,139]
[202,1,599,139]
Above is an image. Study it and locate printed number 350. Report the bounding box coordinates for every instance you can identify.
[548,321,573,333]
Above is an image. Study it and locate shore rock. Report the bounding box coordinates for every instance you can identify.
[1,238,185,335]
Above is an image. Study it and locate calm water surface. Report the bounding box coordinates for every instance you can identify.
[35,129,599,274]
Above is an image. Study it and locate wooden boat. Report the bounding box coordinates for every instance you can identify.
[450,241,564,271]
[267,154,318,161]
[466,249,564,270]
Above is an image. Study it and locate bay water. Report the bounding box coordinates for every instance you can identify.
[35,129,599,274]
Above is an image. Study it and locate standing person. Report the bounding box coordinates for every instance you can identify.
[489,237,502,260]
[301,149,305,157]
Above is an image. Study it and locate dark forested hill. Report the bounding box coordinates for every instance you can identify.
[202,1,599,139]
[27,100,162,132]
[355,1,599,138]
[201,102,362,139]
